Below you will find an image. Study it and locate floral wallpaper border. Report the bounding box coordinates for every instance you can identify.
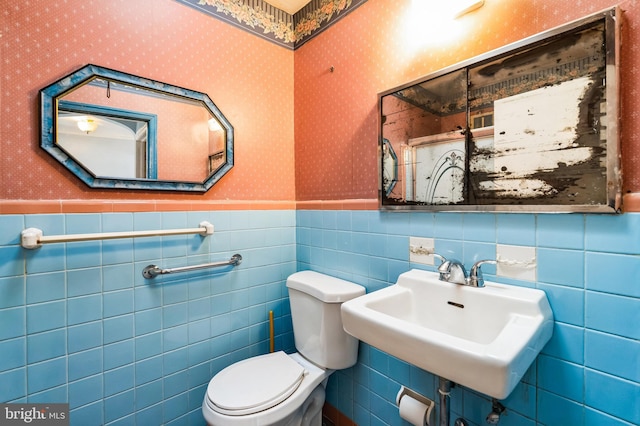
[175,0,367,49]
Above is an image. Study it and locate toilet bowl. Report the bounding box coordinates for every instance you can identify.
[202,352,329,426]
[201,271,365,426]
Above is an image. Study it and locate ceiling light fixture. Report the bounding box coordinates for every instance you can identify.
[77,117,98,134]
[208,118,223,132]
[453,0,485,18]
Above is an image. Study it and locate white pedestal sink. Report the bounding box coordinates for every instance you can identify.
[341,269,553,399]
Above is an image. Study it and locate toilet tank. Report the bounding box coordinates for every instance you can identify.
[286,271,365,370]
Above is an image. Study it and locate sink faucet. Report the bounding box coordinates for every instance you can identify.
[435,256,497,287]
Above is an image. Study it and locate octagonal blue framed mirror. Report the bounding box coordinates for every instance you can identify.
[40,64,234,192]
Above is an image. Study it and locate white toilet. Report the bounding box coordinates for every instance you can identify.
[202,270,366,426]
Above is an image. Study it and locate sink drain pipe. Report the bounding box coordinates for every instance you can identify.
[438,378,470,426]
[438,377,452,426]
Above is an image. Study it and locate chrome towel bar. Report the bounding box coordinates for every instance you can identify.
[142,254,242,279]
[20,221,214,249]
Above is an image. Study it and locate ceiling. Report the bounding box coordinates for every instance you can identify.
[264,0,311,14]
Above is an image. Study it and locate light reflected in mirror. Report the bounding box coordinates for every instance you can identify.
[41,64,233,192]
[380,8,620,212]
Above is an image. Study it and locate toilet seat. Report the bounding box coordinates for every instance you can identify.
[206,351,307,416]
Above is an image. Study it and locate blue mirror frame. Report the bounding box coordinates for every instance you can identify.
[40,64,234,192]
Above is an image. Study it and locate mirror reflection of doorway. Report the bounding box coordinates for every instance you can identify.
[407,137,465,204]
[57,101,157,179]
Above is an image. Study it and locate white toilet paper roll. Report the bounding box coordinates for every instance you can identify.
[398,394,429,426]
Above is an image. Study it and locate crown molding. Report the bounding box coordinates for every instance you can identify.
[175,0,367,49]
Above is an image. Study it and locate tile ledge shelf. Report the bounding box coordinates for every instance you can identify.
[1,194,639,213]
[622,192,640,212]
[0,199,296,214]
[296,199,378,210]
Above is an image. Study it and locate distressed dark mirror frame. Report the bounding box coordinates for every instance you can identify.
[40,64,234,192]
[379,8,621,213]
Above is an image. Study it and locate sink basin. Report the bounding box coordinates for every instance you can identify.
[341,269,553,399]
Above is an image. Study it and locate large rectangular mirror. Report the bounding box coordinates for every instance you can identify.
[380,7,621,212]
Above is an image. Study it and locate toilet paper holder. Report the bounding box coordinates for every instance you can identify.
[396,386,435,426]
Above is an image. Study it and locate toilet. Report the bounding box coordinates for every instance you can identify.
[202,270,366,426]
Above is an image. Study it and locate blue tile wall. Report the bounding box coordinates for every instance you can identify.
[2,209,639,426]
[0,210,296,426]
[297,210,640,426]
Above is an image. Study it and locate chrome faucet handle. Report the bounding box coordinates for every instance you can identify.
[437,259,451,279]
[439,259,467,285]
[432,253,449,280]
[433,253,447,266]
[467,259,497,287]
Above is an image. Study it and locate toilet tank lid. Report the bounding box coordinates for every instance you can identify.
[286,271,365,303]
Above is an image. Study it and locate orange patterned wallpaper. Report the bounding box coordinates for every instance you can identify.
[294,0,640,207]
[0,0,294,203]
